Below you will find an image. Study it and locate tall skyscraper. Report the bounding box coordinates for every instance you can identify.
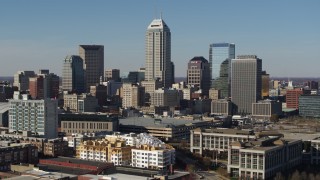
[231,55,262,114]
[13,71,36,91]
[145,18,173,88]
[212,59,231,98]
[62,55,85,93]
[187,56,211,96]
[105,69,120,82]
[79,45,104,91]
[209,43,235,83]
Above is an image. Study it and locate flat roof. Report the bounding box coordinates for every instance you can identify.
[119,117,210,128]
[40,157,112,167]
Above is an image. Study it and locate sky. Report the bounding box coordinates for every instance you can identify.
[0,0,319,78]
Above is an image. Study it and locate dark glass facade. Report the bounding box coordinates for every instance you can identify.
[299,95,320,117]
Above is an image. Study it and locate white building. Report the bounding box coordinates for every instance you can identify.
[9,93,58,139]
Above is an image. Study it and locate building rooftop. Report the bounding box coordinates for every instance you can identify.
[189,56,208,63]
[195,128,255,136]
[119,117,210,128]
[147,18,169,30]
[79,45,103,50]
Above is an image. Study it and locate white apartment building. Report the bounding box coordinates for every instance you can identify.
[132,145,175,170]
[9,94,58,139]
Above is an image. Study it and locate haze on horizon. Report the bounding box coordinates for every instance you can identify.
[0,0,319,78]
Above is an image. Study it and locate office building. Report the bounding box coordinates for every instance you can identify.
[209,88,221,100]
[286,89,303,109]
[9,94,58,139]
[145,18,174,88]
[79,45,104,91]
[59,113,119,135]
[209,43,235,98]
[231,55,262,114]
[228,138,302,180]
[211,99,232,116]
[105,69,120,82]
[252,100,282,121]
[29,71,59,100]
[63,93,98,112]
[122,83,145,108]
[187,56,211,96]
[190,128,256,154]
[62,55,85,93]
[0,81,16,102]
[90,84,108,106]
[13,71,35,91]
[0,103,9,127]
[261,71,270,98]
[150,88,180,107]
[119,117,221,141]
[299,95,320,117]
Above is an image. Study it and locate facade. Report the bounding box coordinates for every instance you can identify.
[228,138,302,180]
[187,56,211,96]
[90,84,108,106]
[0,103,9,127]
[231,55,262,114]
[209,88,221,100]
[9,96,58,139]
[59,113,119,135]
[190,128,256,154]
[150,88,180,107]
[122,83,145,108]
[145,18,173,88]
[79,45,104,91]
[299,95,320,117]
[286,89,303,109]
[192,99,211,114]
[105,69,120,82]
[62,55,85,93]
[252,100,282,121]
[13,71,35,91]
[63,93,98,112]
[76,137,132,166]
[0,143,38,171]
[211,99,232,116]
[261,71,270,98]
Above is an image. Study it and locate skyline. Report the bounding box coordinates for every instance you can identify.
[1,1,320,77]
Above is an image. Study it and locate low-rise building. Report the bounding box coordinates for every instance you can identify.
[0,143,38,171]
[119,117,221,141]
[211,99,232,116]
[190,128,256,154]
[228,137,302,180]
[252,100,282,121]
[299,95,320,118]
[63,93,98,112]
[76,137,132,166]
[59,113,119,135]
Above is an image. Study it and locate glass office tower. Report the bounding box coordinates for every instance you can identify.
[209,43,235,80]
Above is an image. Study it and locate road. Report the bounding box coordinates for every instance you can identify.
[195,171,229,180]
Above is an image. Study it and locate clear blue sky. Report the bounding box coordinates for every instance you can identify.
[0,0,319,77]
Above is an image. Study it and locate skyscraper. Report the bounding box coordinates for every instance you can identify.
[231,55,262,114]
[79,45,104,91]
[13,71,36,91]
[145,18,173,88]
[212,59,231,99]
[209,43,235,83]
[187,56,211,96]
[62,55,85,93]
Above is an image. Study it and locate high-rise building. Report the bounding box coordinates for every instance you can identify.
[187,56,211,96]
[105,69,120,82]
[286,89,303,109]
[13,71,36,91]
[79,45,104,91]
[29,71,59,100]
[209,43,235,82]
[212,59,231,98]
[9,93,58,139]
[261,71,270,98]
[63,93,98,113]
[231,55,262,114]
[145,18,173,88]
[62,55,85,93]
